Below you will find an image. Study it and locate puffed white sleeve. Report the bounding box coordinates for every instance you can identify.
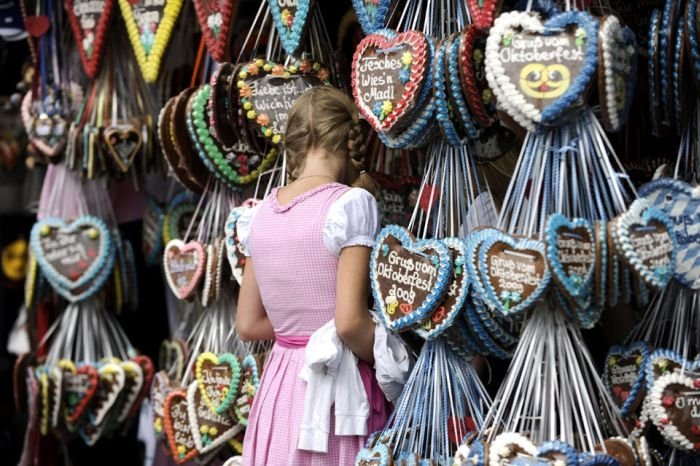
[235,204,261,257]
[323,188,380,257]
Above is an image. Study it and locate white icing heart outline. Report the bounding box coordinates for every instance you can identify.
[186,380,242,454]
[648,371,700,451]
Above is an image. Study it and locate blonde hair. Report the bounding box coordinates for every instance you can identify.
[284,86,378,195]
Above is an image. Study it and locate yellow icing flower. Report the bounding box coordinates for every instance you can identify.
[263,63,272,72]
[401,51,413,66]
[381,100,393,115]
[255,58,264,67]
[209,427,218,436]
[239,71,248,80]
[200,425,208,434]
[247,110,257,119]
[177,445,185,454]
[288,65,298,74]
[264,128,273,137]
[272,134,282,144]
[154,418,162,432]
[243,101,253,110]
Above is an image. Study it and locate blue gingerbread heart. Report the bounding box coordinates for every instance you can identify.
[356,441,392,465]
[267,0,313,56]
[352,0,392,35]
[370,225,452,332]
[603,341,649,417]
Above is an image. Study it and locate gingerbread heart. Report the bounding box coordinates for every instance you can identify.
[195,352,241,415]
[545,214,596,305]
[192,0,238,61]
[186,380,242,454]
[65,0,115,78]
[477,230,550,320]
[163,239,206,300]
[352,0,391,35]
[370,225,452,332]
[127,355,154,419]
[639,179,700,289]
[414,237,469,340]
[489,433,579,465]
[30,216,115,302]
[485,11,599,131]
[87,361,125,427]
[21,92,68,158]
[103,123,143,173]
[352,30,431,134]
[60,360,98,425]
[466,0,502,30]
[268,0,313,56]
[645,349,700,393]
[118,0,183,82]
[159,338,187,379]
[150,370,172,437]
[649,372,700,451]
[233,354,260,425]
[615,201,676,289]
[356,441,393,466]
[114,359,144,423]
[163,389,198,463]
[603,342,649,417]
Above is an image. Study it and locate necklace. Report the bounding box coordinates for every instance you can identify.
[293,174,337,182]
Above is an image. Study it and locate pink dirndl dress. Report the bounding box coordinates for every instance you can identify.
[240,183,390,466]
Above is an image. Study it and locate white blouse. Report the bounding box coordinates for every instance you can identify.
[237,187,380,257]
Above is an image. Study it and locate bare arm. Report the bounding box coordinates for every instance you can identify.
[334,246,376,363]
[236,258,275,342]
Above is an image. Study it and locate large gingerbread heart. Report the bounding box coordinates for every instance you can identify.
[352,30,430,134]
[30,216,115,302]
[484,10,599,131]
[195,352,241,415]
[603,342,649,417]
[65,0,114,78]
[186,380,242,454]
[118,0,183,83]
[639,179,700,289]
[193,0,238,61]
[477,230,550,320]
[649,372,700,451]
[370,225,452,332]
[163,239,206,300]
[268,0,313,56]
[163,389,198,463]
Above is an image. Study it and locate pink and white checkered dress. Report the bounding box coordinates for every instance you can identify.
[240,183,389,466]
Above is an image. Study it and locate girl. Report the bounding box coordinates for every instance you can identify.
[236,86,389,465]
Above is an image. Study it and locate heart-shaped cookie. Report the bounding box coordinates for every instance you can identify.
[645,349,700,393]
[126,355,154,419]
[598,15,637,132]
[489,433,578,465]
[195,352,241,415]
[224,201,260,286]
[163,389,198,463]
[356,441,393,465]
[615,201,676,289]
[114,359,144,423]
[30,216,115,302]
[163,239,206,300]
[193,0,238,61]
[150,370,172,437]
[186,380,242,454]
[88,361,126,427]
[103,123,143,173]
[639,179,700,289]
[233,354,260,425]
[352,0,391,35]
[649,372,700,451]
[352,30,431,134]
[477,231,550,320]
[118,0,183,82]
[65,0,115,78]
[466,0,502,30]
[545,214,596,305]
[268,0,313,56]
[414,237,469,340]
[370,225,452,332]
[20,92,68,158]
[485,11,599,131]
[60,360,98,426]
[603,342,649,417]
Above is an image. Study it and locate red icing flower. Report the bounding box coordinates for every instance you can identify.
[691,425,700,435]
[662,395,675,407]
[694,379,700,388]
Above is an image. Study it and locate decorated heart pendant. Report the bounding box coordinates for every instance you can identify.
[88,362,126,427]
[163,239,206,300]
[352,30,431,134]
[59,360,99,426]
[268,0,313,56]
[603,342,649,417]
[649,372,700,451]
[150,370,173,437]
[489,433,579,465]
[195,352,242,415]
[477,231,550,320]
[639,179,700,289]
[30,216,115,302]
[193,0,238,61]
[65,0,115,78]
[370,225,452,332]
[187,380,241,454]
[103,123,143,173]
[615,200,676,289]
[414,237,469,340]
[356,441,393,465]
[114,359,144,423]
[163,389,198,463]
[159,338,187,379]
[233,354,260,425]
[224,201,260,286]
[545,214,596,305]
[485,11,599,131]
[466,0,502,30]
[352,0,391,35]
[118,0,183,82]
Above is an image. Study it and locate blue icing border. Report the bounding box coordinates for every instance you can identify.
[448,36,479,139]
[545,213,595,300]
[433,38,464,146]
[645,348,700,392]
[351,0,391,37]
[539,11,600,125]
[537,440,578,466]
[602,341,650,417]
[267,0,312,56]
[370,225,452,332]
